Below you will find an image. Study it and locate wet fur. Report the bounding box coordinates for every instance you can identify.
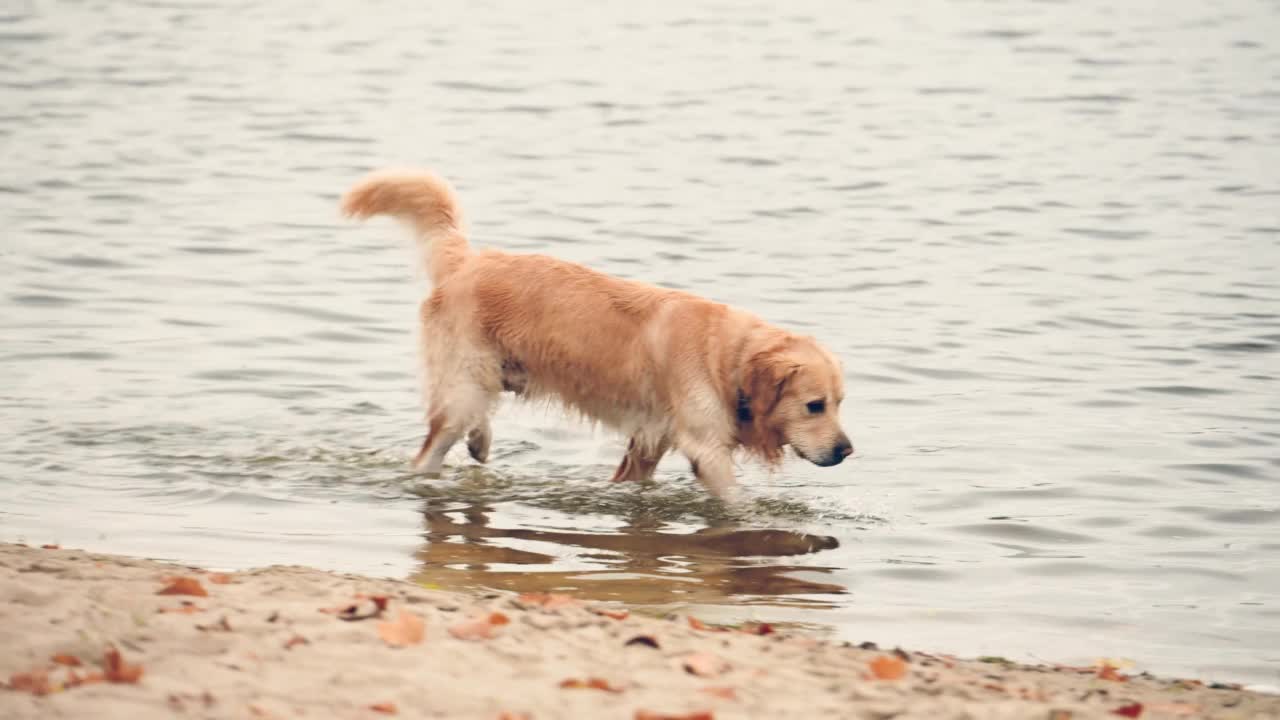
[342,169,852,499]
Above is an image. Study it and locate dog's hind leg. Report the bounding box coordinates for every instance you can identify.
[412,412,465,476]
[413,381,496,476]
[466,420,492,463]
[610,436,670,483]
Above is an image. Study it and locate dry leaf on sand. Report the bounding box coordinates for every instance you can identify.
[103,647,144,683]
[7,669,52,695]
[369,701,398,714]
[1112,702,1143,717]
[559,677,624,693]
[1097,664,1129,682]
[207,572,234,584]
[682,652,729,678]
[449,613,508,640]
[869,655,908,680]
[157,577,209,597]
[283,635,309,650]
[51,654,82,667]
[377,611,425,647]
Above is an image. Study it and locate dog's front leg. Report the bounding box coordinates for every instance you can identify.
[685,448,738,501]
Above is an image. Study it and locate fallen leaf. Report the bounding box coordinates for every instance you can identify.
[283,635,309,650]
[1097,664,1129,682]
[41,544,60,550]
[103,647,144,683]
[635,711,714,720]
[51,654,82,667]
[449,613,507,640]
[699,686,737,701]
[559,677,624,693]
[739,622,773,636]
[157,577,209,597]
[266,611,280,623]
[369,702,398,714]
[378,611,425,647]
[8,669,52,695]
[207,573,234,584]
[687,616,712,631]
[869,655,907,680]
[682,652,729,678]
[1112,703,1143,718]
[517,592,580,610]
[625,635,660,649]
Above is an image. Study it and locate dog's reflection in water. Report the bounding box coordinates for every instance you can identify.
[411,504,846,606]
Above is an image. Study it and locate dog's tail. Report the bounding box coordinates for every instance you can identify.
[341,169,469,285]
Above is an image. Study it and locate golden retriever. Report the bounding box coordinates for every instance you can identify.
[341,169,852,499]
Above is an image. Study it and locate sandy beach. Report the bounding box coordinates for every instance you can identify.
[1,543,1275,720]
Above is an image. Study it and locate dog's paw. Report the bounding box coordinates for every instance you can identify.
[466,427,491,464]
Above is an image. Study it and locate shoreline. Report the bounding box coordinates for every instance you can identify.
[1,542,1275,720]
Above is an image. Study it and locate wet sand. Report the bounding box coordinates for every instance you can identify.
[1,543,1275,719]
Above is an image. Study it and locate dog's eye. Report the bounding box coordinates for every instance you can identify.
[806,400,826,414]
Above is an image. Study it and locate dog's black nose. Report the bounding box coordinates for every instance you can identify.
[830,439,854,464]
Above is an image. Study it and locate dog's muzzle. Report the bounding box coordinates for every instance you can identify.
[812,438,854,467]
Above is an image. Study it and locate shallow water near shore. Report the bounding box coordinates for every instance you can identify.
[2,0,1279,688]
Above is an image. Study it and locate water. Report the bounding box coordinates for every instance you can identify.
[2,0,1279,688]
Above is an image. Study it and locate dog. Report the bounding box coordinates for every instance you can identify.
[341,169,852,499]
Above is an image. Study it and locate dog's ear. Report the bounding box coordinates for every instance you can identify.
[744,349,798,422]
[740,349,798,463]
[737,348,793,461]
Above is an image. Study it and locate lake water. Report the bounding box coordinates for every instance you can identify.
[2,0,1278,688]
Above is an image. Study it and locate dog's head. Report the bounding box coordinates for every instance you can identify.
[739,335,852,467]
